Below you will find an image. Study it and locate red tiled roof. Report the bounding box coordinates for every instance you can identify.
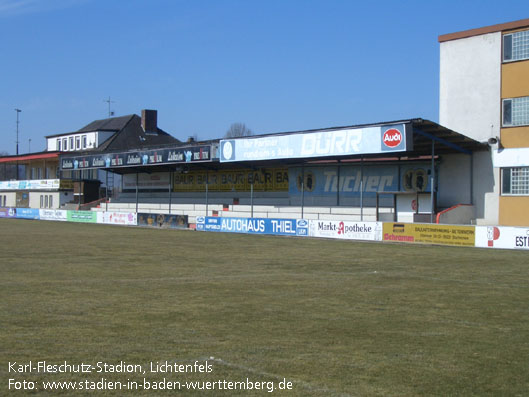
[0,152,60,163]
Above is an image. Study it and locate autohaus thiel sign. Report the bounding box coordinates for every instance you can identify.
[60,145,212,170]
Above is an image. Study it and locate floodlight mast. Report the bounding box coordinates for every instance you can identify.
[15,108,21,155]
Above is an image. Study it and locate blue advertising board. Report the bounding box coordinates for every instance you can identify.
[220,124,412,162]
[15,208,40,220]
[196,216,309,237]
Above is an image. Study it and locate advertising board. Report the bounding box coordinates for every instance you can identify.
[123,173,171,190]
[220,124,411,162]
[15,208,40,220]
[137,213,188,229]
[288,164,432,199]
[67,210,97,223]
[39,209,67,221]
[97,211,137,226]
[195,216,309,236]
[61,145,212,170]
[382,223,475,246]
[0,208,16,218]
[309,220,382,241]
[173,168,289,192]
[475,226,529,250]
[0,179,61,191]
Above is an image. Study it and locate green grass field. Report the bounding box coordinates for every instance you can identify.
[1,218,528,396]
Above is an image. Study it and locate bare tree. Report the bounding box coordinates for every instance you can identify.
[224,123,253,138]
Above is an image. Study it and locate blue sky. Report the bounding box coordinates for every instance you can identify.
[1,0,527,154]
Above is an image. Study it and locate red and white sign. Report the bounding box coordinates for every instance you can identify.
[383,129,402,148]
[97,211,137,226]
[309,220,382,241]
[475,226,529,250]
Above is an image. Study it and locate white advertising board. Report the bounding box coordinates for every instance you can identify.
[39,209,67,221]
[475,226,529,250]
[97,211,137,226]
[309,220,382,241]
[0,179,61,191]
[220,124,411,162]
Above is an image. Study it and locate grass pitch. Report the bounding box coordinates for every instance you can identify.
[1,218,528,396]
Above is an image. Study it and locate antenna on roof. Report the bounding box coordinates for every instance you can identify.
[104,96,116,117]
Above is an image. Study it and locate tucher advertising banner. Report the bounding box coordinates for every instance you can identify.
[383,223,475,246]
[60,145,213,171]
[309,220,382,241]
[475,226,529,250]
[220,124,412,162]
[196,216,309,236]
[289,164,432,199]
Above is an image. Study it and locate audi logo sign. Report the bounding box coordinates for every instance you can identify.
[383,129,402,148]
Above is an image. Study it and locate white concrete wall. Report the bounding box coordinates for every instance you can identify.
[29,192,61,209]
[473,150,499,225]
[47,132,98,152]
[0,192,16,207]
[439,32,501,142]
[438,153,472,208]
[437,151,498,224]
[437,204,475,225]
[47,131,115,152]
[95,202,394,224]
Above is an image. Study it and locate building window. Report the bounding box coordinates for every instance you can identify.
[502,167,529,195]
[503,30,529,62]
[49,195,53,208]
[69,137,74,151]
[56,140,61,151]
[76,136,81,150]
[40,195,44,208]
[503,97,529,127]
[63,138,68,151]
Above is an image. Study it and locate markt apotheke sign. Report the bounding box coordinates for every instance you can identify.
[60,145,212,170]
[219,124,412,162]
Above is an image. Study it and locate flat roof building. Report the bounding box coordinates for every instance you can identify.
[439,18,529,226]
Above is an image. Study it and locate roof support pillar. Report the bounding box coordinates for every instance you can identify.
[168,171,173,214]
[431,140,435,223]
[205,171,209,217]
[301,165,305,219]
[135,173,139,214]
